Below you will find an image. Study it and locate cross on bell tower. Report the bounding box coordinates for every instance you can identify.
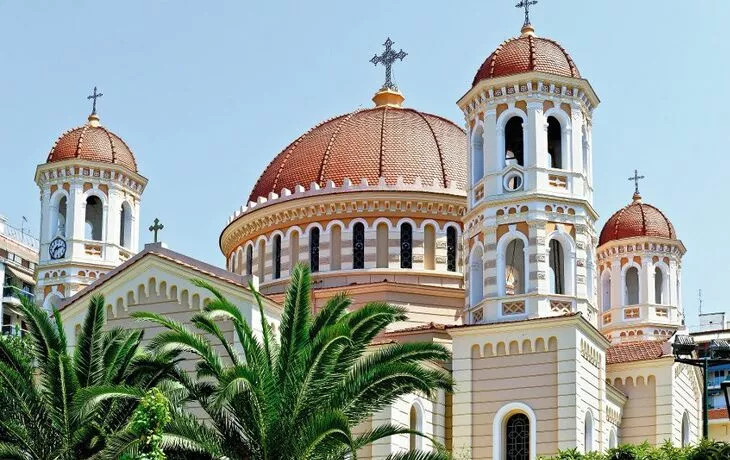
[87,86,103,115]
[628,169,645,197]
[516,0,538,27]
[370,38,407,91]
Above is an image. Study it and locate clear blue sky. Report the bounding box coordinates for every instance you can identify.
[1,1,727,326]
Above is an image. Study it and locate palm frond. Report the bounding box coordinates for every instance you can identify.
[74,294,107,387]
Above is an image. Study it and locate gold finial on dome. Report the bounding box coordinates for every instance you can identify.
[520,23,536,37]
[87,113,101,127]
[372,88,405,107]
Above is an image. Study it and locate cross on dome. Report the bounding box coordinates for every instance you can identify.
[515,0,538,27]
[87,86,103,116]
[370,38,407,91]
[628,169,645,200]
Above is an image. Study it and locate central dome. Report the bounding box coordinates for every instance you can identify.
[599,194,677,246]
[248,102,467,202]
[472,26,580,86]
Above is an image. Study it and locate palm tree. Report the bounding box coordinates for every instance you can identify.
[0,294,174,459]
[118,264,453,460]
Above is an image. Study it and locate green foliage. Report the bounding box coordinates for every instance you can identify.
[127,388,171,460]
[541,439,730,460]
[120,263,453,460]
[0,295,173,459]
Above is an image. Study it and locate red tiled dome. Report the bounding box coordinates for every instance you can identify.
[248,105,467,202]
[599,195,676,246]
[472,27,580,86]
[47,117,138,172]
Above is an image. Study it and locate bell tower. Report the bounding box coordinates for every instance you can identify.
[458,19,600,326]
[34,94,147,310]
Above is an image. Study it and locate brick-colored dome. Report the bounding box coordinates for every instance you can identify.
[473,27,580,86]
[599,195,676,246]
[47,116,138,172]
[248,105,467,202]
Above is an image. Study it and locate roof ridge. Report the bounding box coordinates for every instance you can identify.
[410,108,447,187]
[317,109,362,185]
[101,126,118,167]
[378,106,387,177]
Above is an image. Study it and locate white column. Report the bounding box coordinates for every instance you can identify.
[527,101,546,169]
[611,260,622,307]
[640,259,651,304]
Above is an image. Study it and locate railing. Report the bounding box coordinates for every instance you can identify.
[2,285,34,302]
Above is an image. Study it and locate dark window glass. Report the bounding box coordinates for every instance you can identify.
[447,226,457,272]
[273,235,281,279]
[400,223,412,269]
[549,239,565,294]
[310,228,320,272]
[246,245,253,276]
[353,223,365,269]
[506,413,530,460]
[505,117,524,166]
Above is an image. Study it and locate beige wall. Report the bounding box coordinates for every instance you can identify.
[710,422,730,442]
[612,375,657,445]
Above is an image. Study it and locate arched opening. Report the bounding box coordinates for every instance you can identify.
[84,195,103,241]
[290,231,300,268]
[353,223,365,269]
[472,126,485,183]
[423,224,435,270]
[625,266,639,305]
[119,201,132,248]
[330,225,341,270]
[547,116,562,169]
[584,411,594,453]
[245,245,253,276]
[376,223,389,268]
[654,267,664,304]
[400,222,413,269]
[505,413,530,460]
[505,117,524,167]
[54,196,67,238]
[469,246,484,306]
[549,240,565,295]
[601,271,612,311]
[446,226,457,272]
[504,239,525,295]
[309,228,320,272]
[609,429,617,449]
[257,239,265,280]
[409,404,423,451]
[272,235,281,279]
[681,411,690,447]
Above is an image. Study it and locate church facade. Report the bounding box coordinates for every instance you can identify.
[46,14,701,460]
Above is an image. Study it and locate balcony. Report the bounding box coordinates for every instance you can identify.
[2,285,34,306]
[600,303,677,329]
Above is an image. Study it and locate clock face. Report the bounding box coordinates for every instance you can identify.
[49,237,67,260]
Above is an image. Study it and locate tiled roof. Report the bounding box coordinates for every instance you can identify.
[247,106,467,202]
[47,119,138,172]
[386,322,449,335]
[472,31,580,86]
[709,409,729,420]
[599,194,676,246]
[606,340,667,365]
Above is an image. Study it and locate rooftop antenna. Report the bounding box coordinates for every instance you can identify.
[698,289,703,316]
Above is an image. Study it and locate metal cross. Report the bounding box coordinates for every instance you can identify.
[370,38,407,91]
[515,0,538,27]
[87,86,103,115]
[149,218,164,243]
[627,169,645,195]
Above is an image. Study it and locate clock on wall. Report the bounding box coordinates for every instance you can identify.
[49,237,67,260]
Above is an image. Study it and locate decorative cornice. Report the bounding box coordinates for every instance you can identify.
[35,159,147,196]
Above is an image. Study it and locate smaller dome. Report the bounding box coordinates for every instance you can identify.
[599,194,677,246]
[472,25,580,86]
[47,115,138,172]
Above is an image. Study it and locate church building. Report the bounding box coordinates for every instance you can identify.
[45,8,701,460]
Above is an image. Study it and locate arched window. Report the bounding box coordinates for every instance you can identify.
[549,240,565,295]
[625,266,639,305]
[547,116,562,169]
[290,231,300,268]
[505,117,524,167]
[272,235,281,279]
[423,224,436,270]
[609,429,618,449]
[601,271,612,311]
[505,239,525,295]
[584,411,594,453]
[447,226,457,272]
[330,225,341,270]
[55,196,67,237]
[246,245,253,276]
[654,267,664,304]
[376,223,389,268]
[309,228,320,272]
[409,404,423,451]
[353,223,365,269]
[257,239,265,280]
[469,246,484,306]
[681,411,690,447]
[119,202,132,248]
[472,126,485,183]
[85,195,103,241]
[505,413,530,460]
[400,223,413,269]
